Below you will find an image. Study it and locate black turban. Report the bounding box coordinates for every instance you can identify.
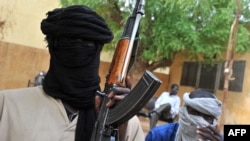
[40,5,113,141]
[41,5,113,43]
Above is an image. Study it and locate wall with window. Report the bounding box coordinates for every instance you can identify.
[180,61,246,93]
[169,52,250,125]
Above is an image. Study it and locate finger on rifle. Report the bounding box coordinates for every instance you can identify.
[95,95,102,111]
[107,87,130,98]
[126,76,132,89]
[113,94,128,101]
[106,99,115,107]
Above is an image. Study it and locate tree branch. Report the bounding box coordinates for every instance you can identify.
[108,0,123,28]
[147,58,173,71]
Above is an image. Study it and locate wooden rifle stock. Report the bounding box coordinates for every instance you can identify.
[107,38,131,87]
[91,0,162,141]
[107,0,144,87]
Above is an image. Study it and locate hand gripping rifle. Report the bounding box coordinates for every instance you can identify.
[91,0,161,140]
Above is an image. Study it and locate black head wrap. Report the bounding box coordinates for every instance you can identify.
[40,5,113,141]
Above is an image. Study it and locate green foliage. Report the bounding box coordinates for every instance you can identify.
[60,0,250,68]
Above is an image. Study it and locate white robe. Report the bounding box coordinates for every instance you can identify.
[154,92,181,119]
[0,87,144,141]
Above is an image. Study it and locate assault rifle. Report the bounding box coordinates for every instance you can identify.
[91,0,161,140]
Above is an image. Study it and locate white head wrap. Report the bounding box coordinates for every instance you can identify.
[175,92,222,141]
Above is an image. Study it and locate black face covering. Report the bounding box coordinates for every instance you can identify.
[40,5,113,141]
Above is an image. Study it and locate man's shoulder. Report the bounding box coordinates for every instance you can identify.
[146,122,179,141]
[162,91,170,94]
[0,87,45,99]
[0,86,38,93]
[0,86,60,111]
[160,91,170,96]
[173,95,181,99]
[151,122,179,133]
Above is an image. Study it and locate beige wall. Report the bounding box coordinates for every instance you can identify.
[1,0,60,48]
[0,41,50,89]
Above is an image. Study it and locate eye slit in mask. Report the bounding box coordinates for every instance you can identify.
[186,106,215,124]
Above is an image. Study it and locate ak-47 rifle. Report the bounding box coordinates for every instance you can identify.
[91,0,161,140]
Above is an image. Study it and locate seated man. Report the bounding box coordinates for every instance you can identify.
[145,89,223,141]
[149,84,180,129]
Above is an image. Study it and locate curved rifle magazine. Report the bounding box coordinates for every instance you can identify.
[107,70,162,125]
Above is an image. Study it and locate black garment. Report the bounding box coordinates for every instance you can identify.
[41,5,113,141]
[41,5,113,44]
[63,101,78,121]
